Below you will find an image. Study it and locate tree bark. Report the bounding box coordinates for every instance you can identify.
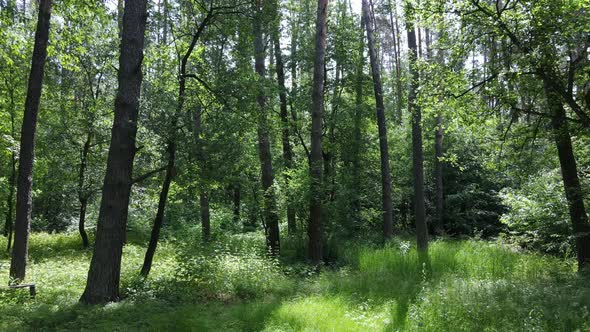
[77,133,91,248]
[200,192,210,241]
[273,23,296,236]
[253,0,280,256]
[80,0,148,304]
[363,0,394,239]
[351,13,365,222]
[233,184,241,224]
[9,0,51,284]
[309,0,328,264]
[141,141,175,277]
[388,0,403,123]
[406,10,428,252]
[434,111,444,235]
[4,88,17,252]
[434,38,445,236]
[544,80,590,271]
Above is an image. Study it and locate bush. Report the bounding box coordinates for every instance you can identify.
[500,169,573,256]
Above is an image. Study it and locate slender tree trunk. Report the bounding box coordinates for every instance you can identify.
[434,38,445,236]
[434,111,444,235]
[193,104,210,242]
[9,0,51,284]
[363,0,394,239]
[273,25,296,236]
[78,132,91,248]
[80,0,148,304]
[352,13,365,222]
[309,0,328,264]
[4,89,16,252]
[233,184,241,224]
[390,0,403,123]
[141,141,175,277]
[200,192,210,241]
[544,80,590,270]
[325,63,340,203]
[5,150,15,252]
[253,0,280,255]
[406,9,428,252]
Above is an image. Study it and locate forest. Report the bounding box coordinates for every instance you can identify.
[0,0,589,330]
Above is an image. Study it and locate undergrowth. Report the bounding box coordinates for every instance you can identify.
[0,232,588,331]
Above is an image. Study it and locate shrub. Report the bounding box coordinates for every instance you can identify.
[500,169,573,256]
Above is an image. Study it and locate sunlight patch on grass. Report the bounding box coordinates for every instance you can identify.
[263,295,394,332]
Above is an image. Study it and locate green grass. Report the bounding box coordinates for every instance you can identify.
[0,233,589,331]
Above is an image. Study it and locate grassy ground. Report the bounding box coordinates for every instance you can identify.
[0,232,589,331]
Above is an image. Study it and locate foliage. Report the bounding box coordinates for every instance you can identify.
[500,169,574,256]
[1,233,588,331]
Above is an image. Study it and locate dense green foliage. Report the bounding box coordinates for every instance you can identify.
[1,233,589,331]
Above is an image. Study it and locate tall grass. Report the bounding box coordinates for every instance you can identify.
[0,233,588,331]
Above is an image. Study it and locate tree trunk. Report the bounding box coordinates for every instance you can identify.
[200,192,210,241]
[434,39,445,236]
[78,132,91,248]
[253,0,280,256]
[406,10,428,252]
[309,0,328,264]
[78,198,89,248]
[388,0,403,123]
[273,26,296,236]
[80,0,148,304]
[233,184,241,224]
[434,112,444,235]
[141,141,175,277]
[544,80,590,271]
[9,0,51,284]
[363,0,394,239]
[4,89,17,252]
[352,13,365,222]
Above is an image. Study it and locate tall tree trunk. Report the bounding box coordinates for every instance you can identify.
[434,111,444,235]
[77,132,91,248]
[194,105,210,242]
[4,89,16,252]
[388,0,403,123]
[406,9,428,252]
[141,141,175,277]
[544,80,590,270]
[253,0,280,256]
[309,0,328,264]
[5,150,16,252]
[80,0,148,304]
[363,0,394,239]
[352,13,365,223]
[9,0,51,284]
[273,23,296,236]
[325,63,340,203]
[434,37,445,236]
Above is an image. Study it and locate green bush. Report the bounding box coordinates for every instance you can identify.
[500,169,573,256]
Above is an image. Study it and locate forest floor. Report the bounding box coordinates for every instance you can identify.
[0,231,589,331]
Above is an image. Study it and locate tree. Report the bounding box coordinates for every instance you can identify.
[80,0,148,304]
[309,0,328,263]
[253,0,280,255]
[406,1,428,252]
[362,0,394,239]
[9,0,52,284]
[272,0,296,236]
